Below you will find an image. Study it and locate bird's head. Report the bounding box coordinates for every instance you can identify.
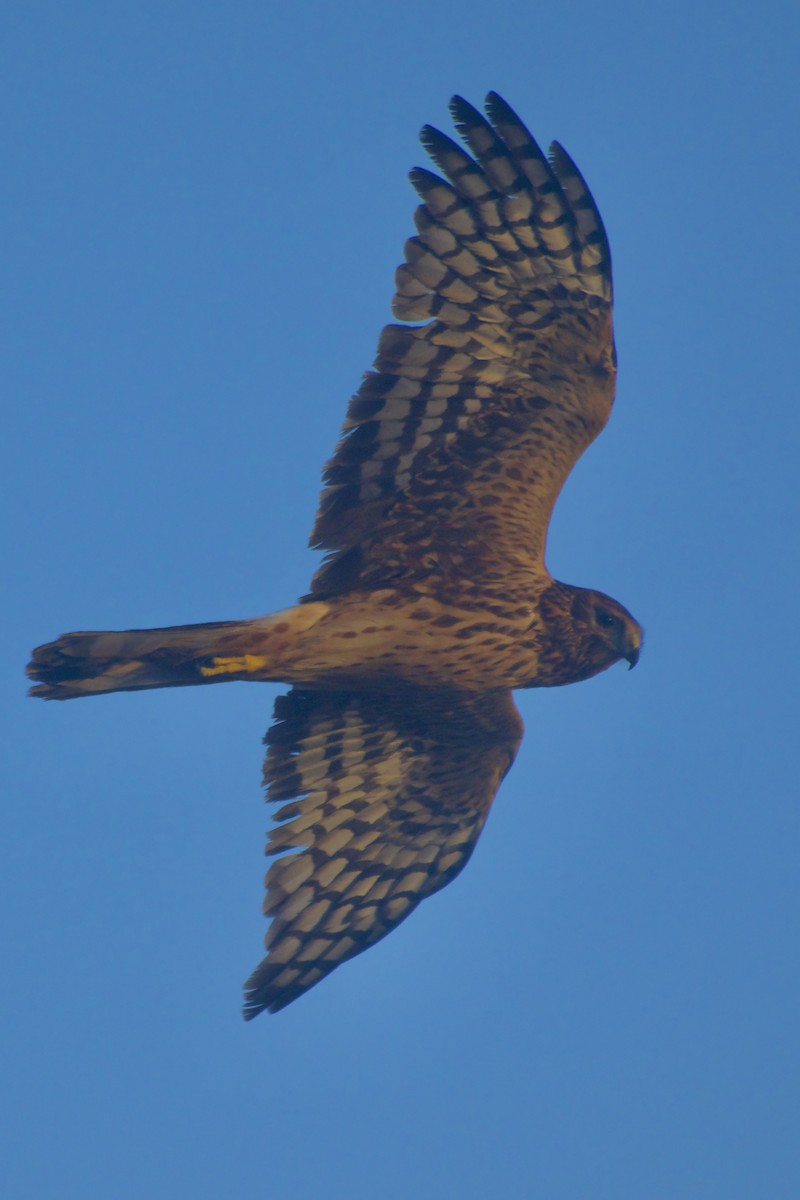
[584,591,642,670]
[536,583,643,686]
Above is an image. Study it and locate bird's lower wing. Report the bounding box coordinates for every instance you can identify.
[244,686,523,1017]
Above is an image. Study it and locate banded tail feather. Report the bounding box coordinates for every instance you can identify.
[27,618,269,700]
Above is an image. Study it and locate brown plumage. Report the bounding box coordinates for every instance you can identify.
[28,93,642,1017]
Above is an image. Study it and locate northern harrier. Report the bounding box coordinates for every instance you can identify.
[28,94,642,1017]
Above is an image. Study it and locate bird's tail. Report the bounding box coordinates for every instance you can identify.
[27,617,278,700]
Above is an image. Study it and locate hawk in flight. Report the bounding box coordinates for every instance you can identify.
[28,93,642,1017]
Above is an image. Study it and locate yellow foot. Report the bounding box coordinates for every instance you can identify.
[200,654,270,678]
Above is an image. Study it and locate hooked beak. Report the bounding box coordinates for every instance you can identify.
[624,629,642,670]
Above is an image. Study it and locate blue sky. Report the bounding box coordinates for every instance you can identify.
[4,2,799,1197]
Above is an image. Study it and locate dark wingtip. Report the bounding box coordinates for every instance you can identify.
[242,963,301,1019]
[448,93,482,131]
[484,91,517,124]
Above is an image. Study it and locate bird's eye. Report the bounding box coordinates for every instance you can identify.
[594,607,619,629]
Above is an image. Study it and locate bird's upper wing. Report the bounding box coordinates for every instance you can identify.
[243,686,522,1016]
[309,92,615,599]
